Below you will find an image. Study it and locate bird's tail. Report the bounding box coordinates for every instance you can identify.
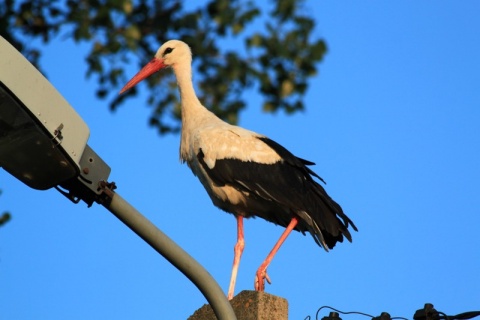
[297,181,358,251]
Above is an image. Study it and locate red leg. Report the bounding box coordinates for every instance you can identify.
[255,217,298,292]
[227,215,244,300]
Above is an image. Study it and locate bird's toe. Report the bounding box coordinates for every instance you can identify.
[254,268,271,292]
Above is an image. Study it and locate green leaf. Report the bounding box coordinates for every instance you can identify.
[3,0,326,133]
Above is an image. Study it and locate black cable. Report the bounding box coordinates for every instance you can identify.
[309,305,479,320]
[315,305,374,320]
[438,311,450,320]
[447,311,480,320]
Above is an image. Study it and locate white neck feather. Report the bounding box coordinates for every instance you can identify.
[173,61,220,162]
[173,63,201,111]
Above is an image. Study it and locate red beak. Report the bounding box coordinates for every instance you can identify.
[120,57,166,94]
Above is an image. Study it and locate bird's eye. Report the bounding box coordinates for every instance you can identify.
[164,47,174,56]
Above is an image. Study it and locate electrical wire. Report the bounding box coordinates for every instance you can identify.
[438,311,450,320]
[305,305,480,320]
[315,305,375,319]
[444,311,480,320]
[309,305,408,320]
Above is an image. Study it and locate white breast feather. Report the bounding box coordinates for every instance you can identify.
[179,113,282,210]
[186,145,249,208]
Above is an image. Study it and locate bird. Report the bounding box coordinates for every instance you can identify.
[120,39,357,300]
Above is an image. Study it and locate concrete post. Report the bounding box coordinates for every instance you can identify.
[189,290,288,320]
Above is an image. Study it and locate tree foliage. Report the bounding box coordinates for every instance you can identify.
[0,0,327,134]
[0,189,11,227]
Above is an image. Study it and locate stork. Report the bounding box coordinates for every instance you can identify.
[120,40,357,300]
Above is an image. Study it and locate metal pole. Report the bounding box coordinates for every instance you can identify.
[101,190,237,320]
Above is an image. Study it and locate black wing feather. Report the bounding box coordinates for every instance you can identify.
[197,137,357,250]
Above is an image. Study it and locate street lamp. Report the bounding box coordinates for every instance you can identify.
[0,36,236,320]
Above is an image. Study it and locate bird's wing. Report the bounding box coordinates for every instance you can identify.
[202,136,333,210]
[193,125,281,166]
[196,134,357,249]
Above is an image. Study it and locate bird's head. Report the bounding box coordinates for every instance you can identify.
[120,40,192,94]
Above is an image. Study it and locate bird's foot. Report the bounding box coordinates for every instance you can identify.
[254,268,271,292]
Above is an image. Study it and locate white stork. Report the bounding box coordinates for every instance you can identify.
[120,40,357,300]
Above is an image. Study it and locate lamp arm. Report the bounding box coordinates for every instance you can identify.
[97,182,237,320]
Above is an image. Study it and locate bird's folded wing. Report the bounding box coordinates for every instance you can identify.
[196,136,324,210]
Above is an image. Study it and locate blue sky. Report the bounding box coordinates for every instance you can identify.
[1,2,480,319]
